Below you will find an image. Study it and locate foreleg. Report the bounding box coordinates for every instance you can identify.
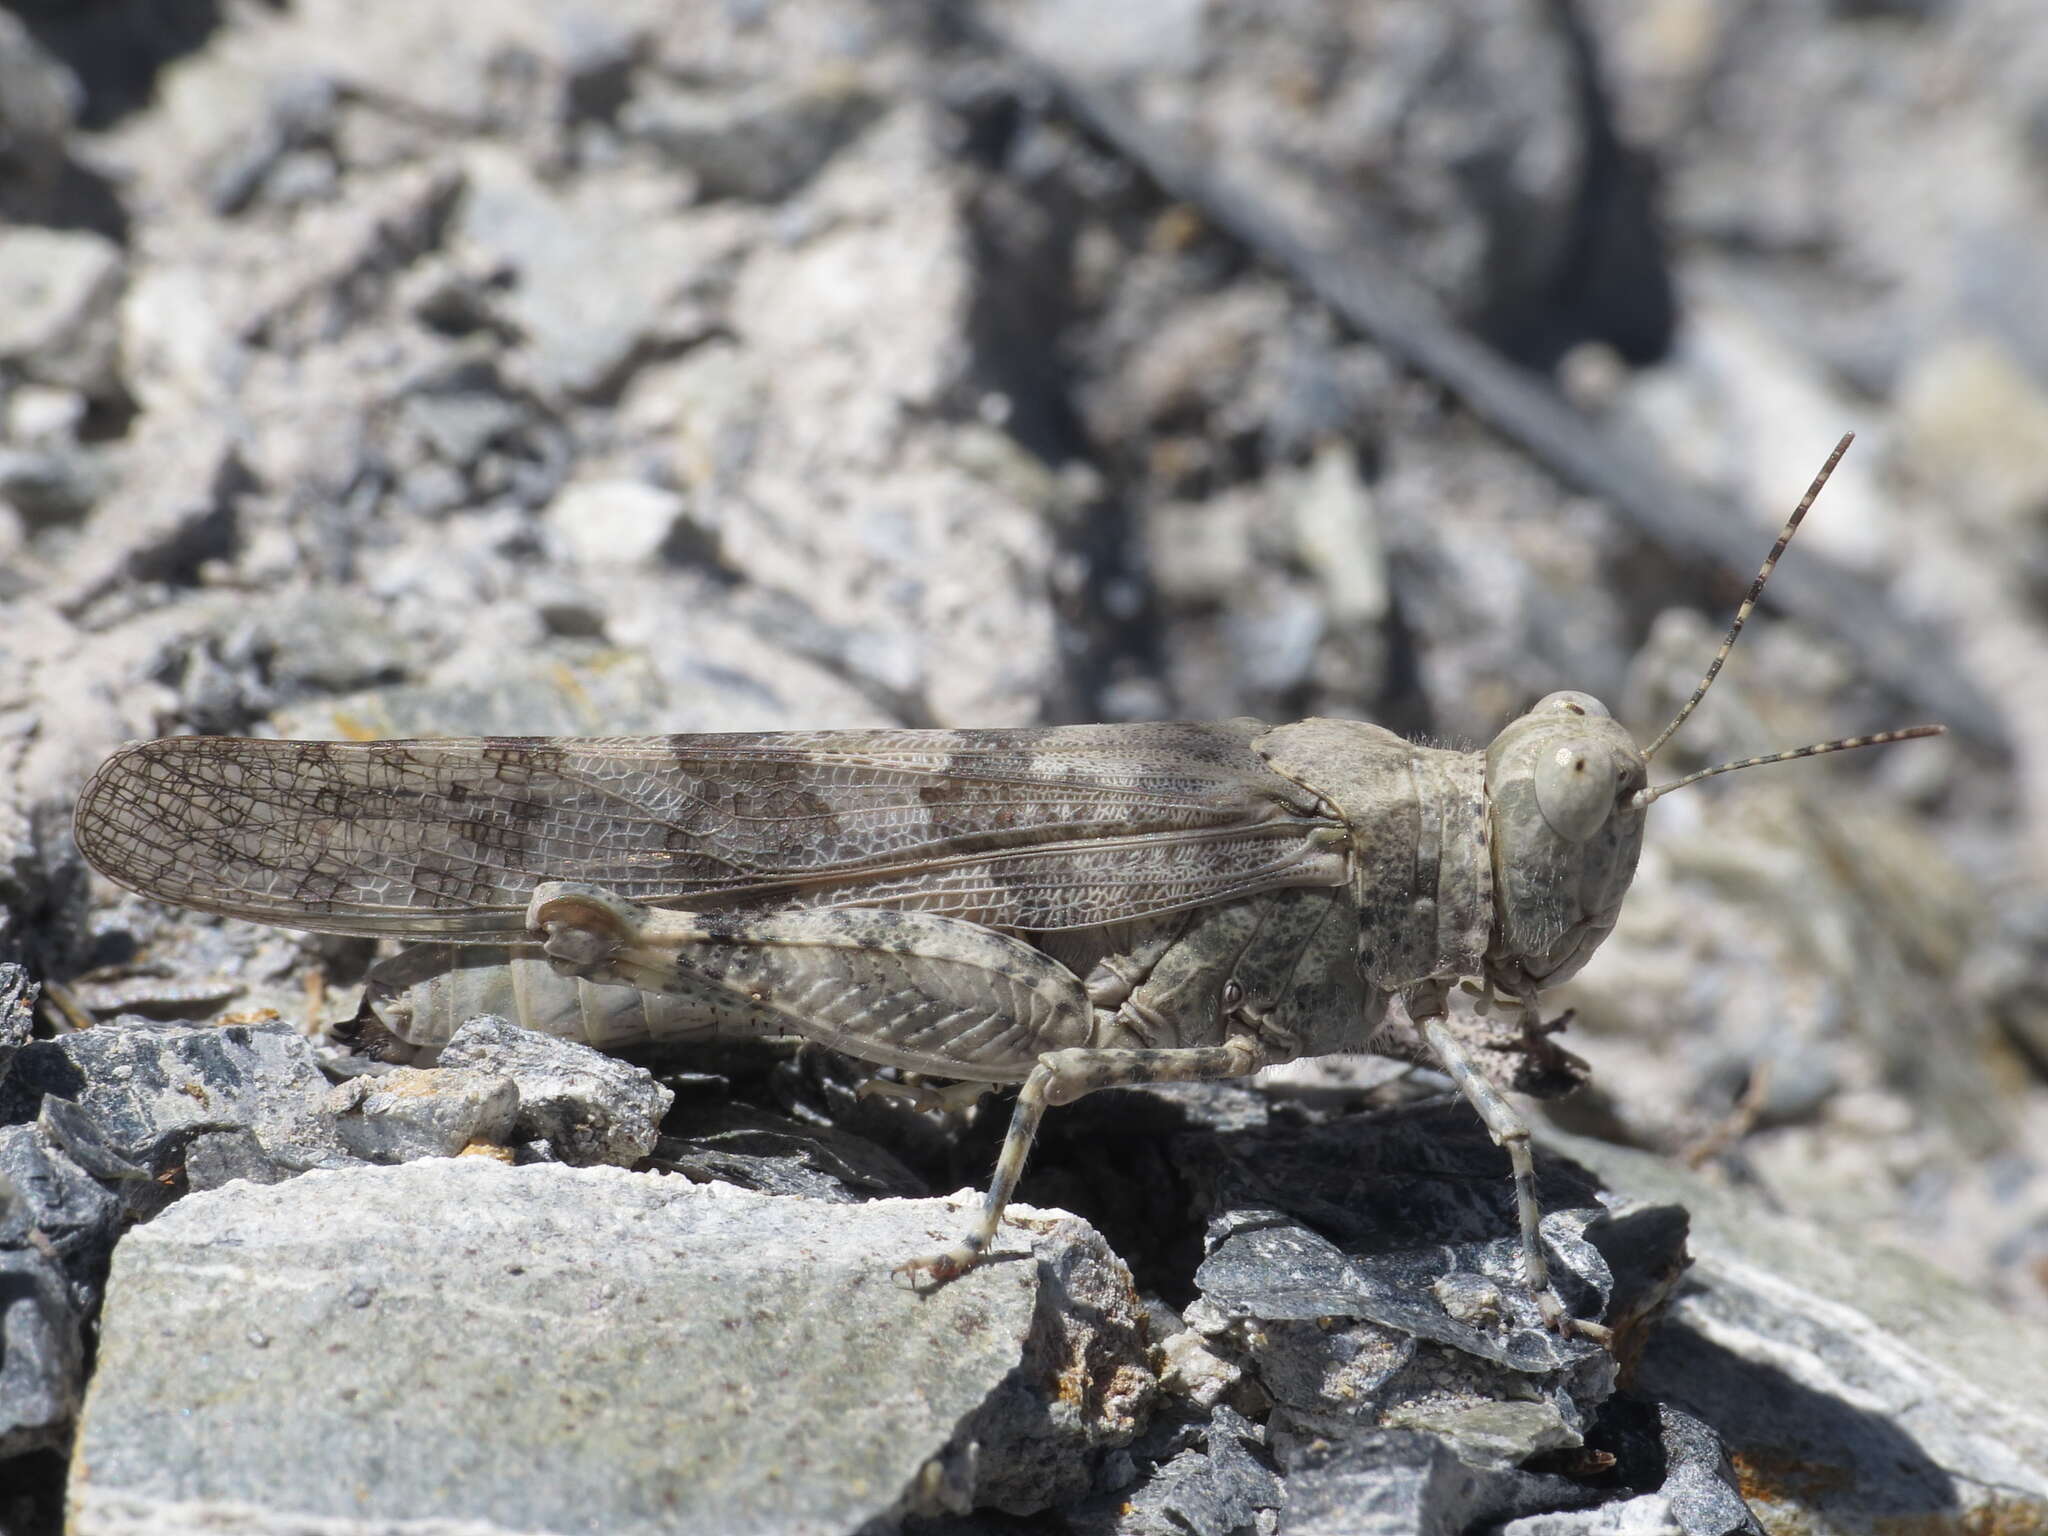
[1421,1018,1608,1342]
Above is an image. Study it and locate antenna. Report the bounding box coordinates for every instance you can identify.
[1631,725,1944,810]
[1630,432,1945,807]
[1643,433,1852,761]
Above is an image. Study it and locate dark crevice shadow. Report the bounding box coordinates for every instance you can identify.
[949,79,1169,726]
[1475,0,1677,373]
[0,154,129,241]
[10,0,228,129]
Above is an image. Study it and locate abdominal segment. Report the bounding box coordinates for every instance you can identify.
[360,943,798,1060]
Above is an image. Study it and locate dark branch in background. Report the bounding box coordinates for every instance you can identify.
[969,10,2006,755]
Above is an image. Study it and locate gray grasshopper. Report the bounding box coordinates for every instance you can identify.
[72,437,1939,1335]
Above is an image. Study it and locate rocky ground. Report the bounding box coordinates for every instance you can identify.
[4,1,2048,1532]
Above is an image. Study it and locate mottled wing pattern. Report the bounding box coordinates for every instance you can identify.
[74,724,1347,940]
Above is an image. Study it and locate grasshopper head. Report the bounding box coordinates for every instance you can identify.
[1472,437,1947,1003]
[1483,690,1650,996]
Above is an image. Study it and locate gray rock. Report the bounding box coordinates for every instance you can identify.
[1196,1213,1615,1473]
[1653,1404,1763,1536]
[1276,1429,1604,1535]
[1070,1406,1284,1536]
[0,11,77,223]
[543,476,689,568]
[399,382,534,475]
[1549,1130,2048,1530]
[0,1120,124,1293]
[0,443,102,528]
[245,164,466,357]
[1008,0,1605,337]
[1166,1102,1647,1480]
[71,1164,1154,1532]
[181,1127,310,1190]
[1496,1402,1760,1535]
[49,892,309,1028]
[55,419,251,622]
[0,1018,355,1209]
[438,1014,673,1167]
[456,146,722,401]
[0,1228,79,1460]
[1187,1103,1623,1365]
[323,1066,520,1163]
[0,964,31,1084]
[267,644,676,741]
[623,78,886,202]
[1197,1213,1608,1378]
[244,596,411,698]
[0,226,124,398]
[34,1092,149,1185]
[0,1122,122,1456]
[652,1100,929,1204]
[207,74,339,216]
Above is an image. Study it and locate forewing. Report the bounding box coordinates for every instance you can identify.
[74,724,1345,940]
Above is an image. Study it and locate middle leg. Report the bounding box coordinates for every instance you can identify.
[898,1036,1269,1284]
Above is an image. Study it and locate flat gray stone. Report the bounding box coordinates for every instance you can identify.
[54,418,250,619]
[267,646,676,742]
[1548,1129,2048,1531]
[0,10,75,223]
[72,1162,1154,1535]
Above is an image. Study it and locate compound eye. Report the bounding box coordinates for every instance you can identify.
[1535,738,1617,842]
[1532,690,1610,719]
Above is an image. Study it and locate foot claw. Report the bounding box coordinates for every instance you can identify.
[894,1234,985,1290]
[1533,1286,1612,1344]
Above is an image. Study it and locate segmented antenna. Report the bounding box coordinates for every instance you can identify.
[1631,725,1945,810]
[1630,432,1946,808]
[1642,432,1854,761]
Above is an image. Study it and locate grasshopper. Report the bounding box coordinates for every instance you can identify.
[72,436,1939,1334]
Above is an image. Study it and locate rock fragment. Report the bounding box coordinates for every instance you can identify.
[1278,1429,1604,1535]
[0,1018,356,1211]
[323,1065,519,1162]
[438,1013,673,1166]
[542,476,689,569]
[0,964,31,1083]
[1069,1406,1283,1536]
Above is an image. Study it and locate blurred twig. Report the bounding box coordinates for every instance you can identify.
[1681,1060,1774,1170]
[971,11,2006,753]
